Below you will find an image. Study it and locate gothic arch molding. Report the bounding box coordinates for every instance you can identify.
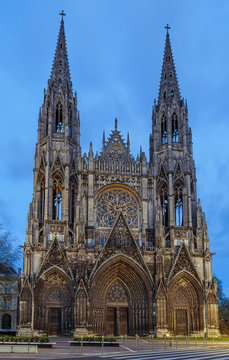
[167,270,204,335]
[90,254,153,336]
[34,267,74,335]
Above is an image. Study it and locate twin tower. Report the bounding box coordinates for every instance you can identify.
[18,17,219,337]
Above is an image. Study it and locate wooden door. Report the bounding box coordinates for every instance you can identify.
[48,308,61,336]
[107,307,116,336]
[176,309,187,335]
[119,307,128,336]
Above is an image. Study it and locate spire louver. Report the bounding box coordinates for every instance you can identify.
[158,30,180,105]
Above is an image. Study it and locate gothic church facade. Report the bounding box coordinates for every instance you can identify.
[18,17,219,337]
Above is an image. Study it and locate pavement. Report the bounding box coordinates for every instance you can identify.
[0,338,229,360]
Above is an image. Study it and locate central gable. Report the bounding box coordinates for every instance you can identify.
[92,212,150,277]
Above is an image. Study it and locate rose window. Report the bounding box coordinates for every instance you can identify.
[96,188,139,229]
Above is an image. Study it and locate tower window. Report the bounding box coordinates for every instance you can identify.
[69,182,75,224]
[175,187,183,226]
[68,106,72,137]
[160,187,168,227]
[39,181,45,220]
[55,102,63,133]
[172,113,179,142]
[53,182,62,220]
[161,114,167,144]
[171,90,174,97]
[164,91,166,100]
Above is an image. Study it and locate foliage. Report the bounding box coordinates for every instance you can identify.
[74,336,116,342]
[0,225,22,268]
[215,276,229,334]
[0,335,49,343]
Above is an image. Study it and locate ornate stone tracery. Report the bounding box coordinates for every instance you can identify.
[96,188,139,229]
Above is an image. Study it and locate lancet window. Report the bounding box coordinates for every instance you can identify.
[68,105,72,137]
[160,187,168,227]
[55,102,63,133]
[69,179,76,224]
[175,186,183,226]
[38,179,45,221]
[53,178,62,220]
[172,112,179,142]
[161,114,167,144]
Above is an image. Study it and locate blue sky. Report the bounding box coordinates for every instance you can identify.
[0,0,229,295]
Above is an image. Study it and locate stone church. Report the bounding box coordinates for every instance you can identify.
[18,16,220,337]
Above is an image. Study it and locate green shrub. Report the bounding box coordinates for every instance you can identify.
[73,336,116,342]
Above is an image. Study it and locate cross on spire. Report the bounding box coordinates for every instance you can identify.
[59,10,66,21]
[164,24,171,33]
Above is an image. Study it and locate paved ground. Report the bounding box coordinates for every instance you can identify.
[0,338,229,360]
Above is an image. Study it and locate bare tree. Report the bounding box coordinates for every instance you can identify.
[0,225,22,269]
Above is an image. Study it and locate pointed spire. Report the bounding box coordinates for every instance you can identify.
[115,118,118,131]
[158,26,180,105]
[50,12,71,89]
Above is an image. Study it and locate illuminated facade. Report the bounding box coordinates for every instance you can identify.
[18,17,220,337]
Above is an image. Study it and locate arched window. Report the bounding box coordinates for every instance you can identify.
[69,182,76,224]
[39,180,45,220]
[175,187,183,226]
[160,187,168,227]
[68,106,72,137]
[53,179,62,220]
[161,114,167,144]
[55,102,63,133]
[172,113,179,142]
[2,314,11,329]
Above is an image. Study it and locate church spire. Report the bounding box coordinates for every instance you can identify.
[158,25,180,105]
[50,11,71,89]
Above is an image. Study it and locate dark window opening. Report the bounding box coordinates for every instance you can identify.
[69,183,75,224]
[161,114,167,144]
[164,91,166,100]
[2,314,11,329]
[171,90,174,96]
[165,235,171,247]
[68,106,72,137]
[69,232,73,244]
[160,187,168,227]
[39,182,45,220]
[55,102,63,133]
[39,231,43,243]
[172,113,179,142]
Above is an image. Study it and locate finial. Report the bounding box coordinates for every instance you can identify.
[115,118,118,130]
[164,24,171,33]
[59,10,66,22]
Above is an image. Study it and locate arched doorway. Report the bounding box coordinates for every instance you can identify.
[168,272,204,336]
[2,314,11,329]
[90,255,152,336]
[34,268,74,336]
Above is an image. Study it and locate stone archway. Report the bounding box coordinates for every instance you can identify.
[34,267,74,336]
[90,255,152,336]
[167,271,204,336]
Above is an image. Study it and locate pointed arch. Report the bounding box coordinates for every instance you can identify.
[55,101,63,133]
[34,267,74,335]
[161,113,167,144]
[68,104,72,137]
[172,112,179,142]
[69,175,77,224]
[167,271,204,335]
